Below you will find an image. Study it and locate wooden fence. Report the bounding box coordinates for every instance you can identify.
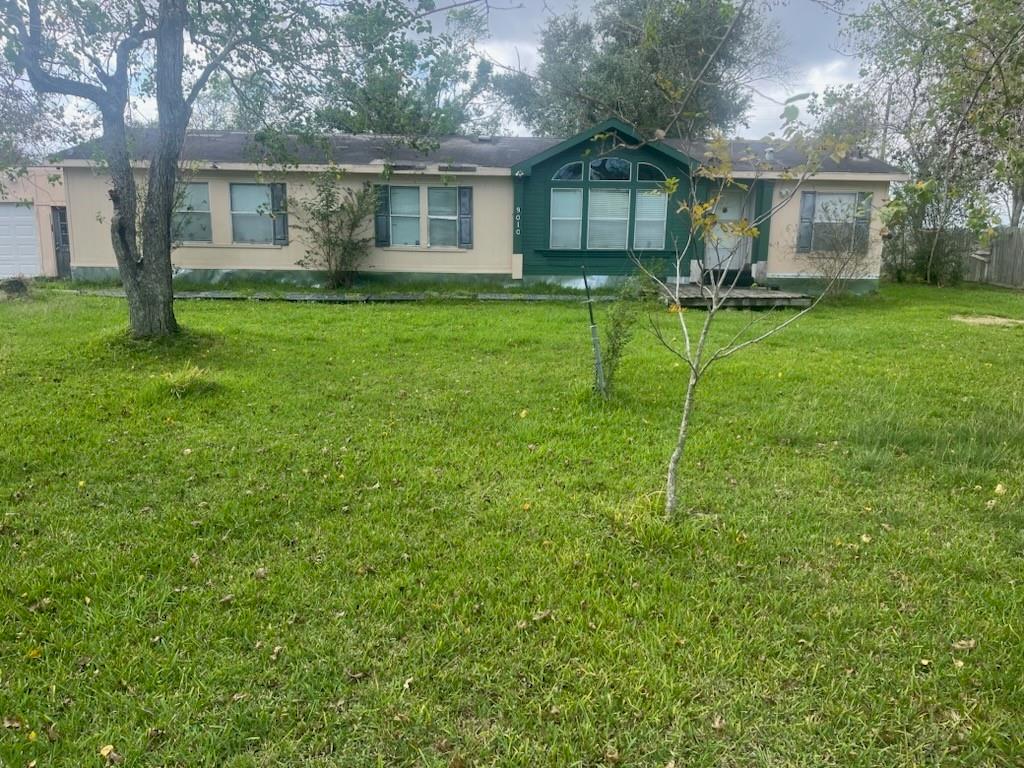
[963,228,1024,288]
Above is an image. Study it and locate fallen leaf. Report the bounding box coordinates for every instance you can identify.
[860,533,873,544]
[189,553,200,566]
[27,730,37,742]
[270,645,283,662]
[3,716,22,730]
[46,722,59,741]
[952,638,976,651]
[532,609,553,622]
[953,658,965,669]
[99,744,124,764]
[519,409,528,418]
[995,483,1007,496]
[403,676,414,691]
[219,594,234,605]
[711,714,726,731]
[253,567,268,580]
[604,747,620,764]
[521,502,531,511]
[985,499,997,509]
[25,647,42,660]
[231,692,249,702]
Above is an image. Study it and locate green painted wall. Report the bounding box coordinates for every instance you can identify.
[518,141,693,278]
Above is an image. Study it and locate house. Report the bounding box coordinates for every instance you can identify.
[51,119,907,291]
[0,167,69,279]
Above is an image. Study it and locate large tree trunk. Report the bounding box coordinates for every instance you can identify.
[1011,183,1024,229]
[132,0,191,338]
[100,0,188,338]
[102,102,180,338]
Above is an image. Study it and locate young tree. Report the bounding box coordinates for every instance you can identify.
[623,131,848,516]
[492,0,783,139]
[294,173,378,289]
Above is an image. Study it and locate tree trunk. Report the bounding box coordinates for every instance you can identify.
[1011,183,1024,229]
[665,367,699,517]
[132,0,191,338]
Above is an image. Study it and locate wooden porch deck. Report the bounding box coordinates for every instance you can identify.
[666,284,812,309]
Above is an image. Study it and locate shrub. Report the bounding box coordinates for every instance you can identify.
[296,171,377,288]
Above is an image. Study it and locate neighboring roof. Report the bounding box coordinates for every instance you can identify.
[57,124,907,177]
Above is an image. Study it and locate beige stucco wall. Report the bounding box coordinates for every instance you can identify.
[64,167,516,277]
[1,167,66,276]
[765,179,892,279]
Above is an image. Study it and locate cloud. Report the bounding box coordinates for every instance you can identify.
[744,57,860,138]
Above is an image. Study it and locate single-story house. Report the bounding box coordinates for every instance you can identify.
[0,167,69,279]
[48,118,907,290]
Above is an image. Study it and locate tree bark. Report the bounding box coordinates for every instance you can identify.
[665,366,699,517]
[1011,183,1024,229]
[126,0,191,338]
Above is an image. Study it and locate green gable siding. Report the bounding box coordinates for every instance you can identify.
[518,140,693,279]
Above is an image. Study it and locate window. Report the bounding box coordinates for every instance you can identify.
[230,183,287,244]
[634,189,667,250]
[587,189,630,249]
[390,186,421,245]
[173,182,211,242]
[589,158,631,181]
[550,189,583,249]
[428,187,458,246]
[797,191,871,253]
[637,163,667,182]
[553,162,584,181]
[374,185,473,248]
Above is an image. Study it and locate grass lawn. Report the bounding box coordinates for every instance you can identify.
[1,283,1023,766]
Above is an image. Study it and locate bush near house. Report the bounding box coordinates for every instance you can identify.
[1,284,1022,765]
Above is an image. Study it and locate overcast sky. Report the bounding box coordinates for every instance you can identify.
[479,0,863,137]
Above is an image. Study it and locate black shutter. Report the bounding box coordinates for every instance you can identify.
[374,185,390,247]
[796,191,815,252]
[458,186,473,249]
[271,183,289,245]
[854,191,872,254]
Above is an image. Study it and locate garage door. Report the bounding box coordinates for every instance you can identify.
[0,203,41,278]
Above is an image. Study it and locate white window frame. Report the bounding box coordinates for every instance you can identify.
[427,186,458,247]
[549,188,583,250]
[174,181,212,243]
[389,185,421,246]
[588,157,632,182]
[637,162,667,182]
[813,192,861,251]
[586,188,631,250]
[230,182,275,244]
[633,189,667,251]
[552,161,584,181]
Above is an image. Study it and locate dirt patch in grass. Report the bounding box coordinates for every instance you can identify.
[951,313,1024,327]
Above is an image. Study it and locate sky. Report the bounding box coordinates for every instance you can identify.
[478,0,863,138]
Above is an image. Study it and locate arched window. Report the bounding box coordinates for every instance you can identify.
[637,162,667,182]
[552,162,583,181]
[589,157,631,181]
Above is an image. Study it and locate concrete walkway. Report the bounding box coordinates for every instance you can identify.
[75,285,810,308]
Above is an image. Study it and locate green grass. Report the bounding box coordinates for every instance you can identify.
[1,283,1023,766]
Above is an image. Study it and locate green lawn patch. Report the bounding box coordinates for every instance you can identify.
[1,284,1022,766]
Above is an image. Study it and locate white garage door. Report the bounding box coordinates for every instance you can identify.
[0,203,41,278]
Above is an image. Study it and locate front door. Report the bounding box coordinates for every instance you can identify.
[703,188,753,286]
[52,207,71,278]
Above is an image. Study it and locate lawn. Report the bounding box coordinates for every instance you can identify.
[1,284,1023,767]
